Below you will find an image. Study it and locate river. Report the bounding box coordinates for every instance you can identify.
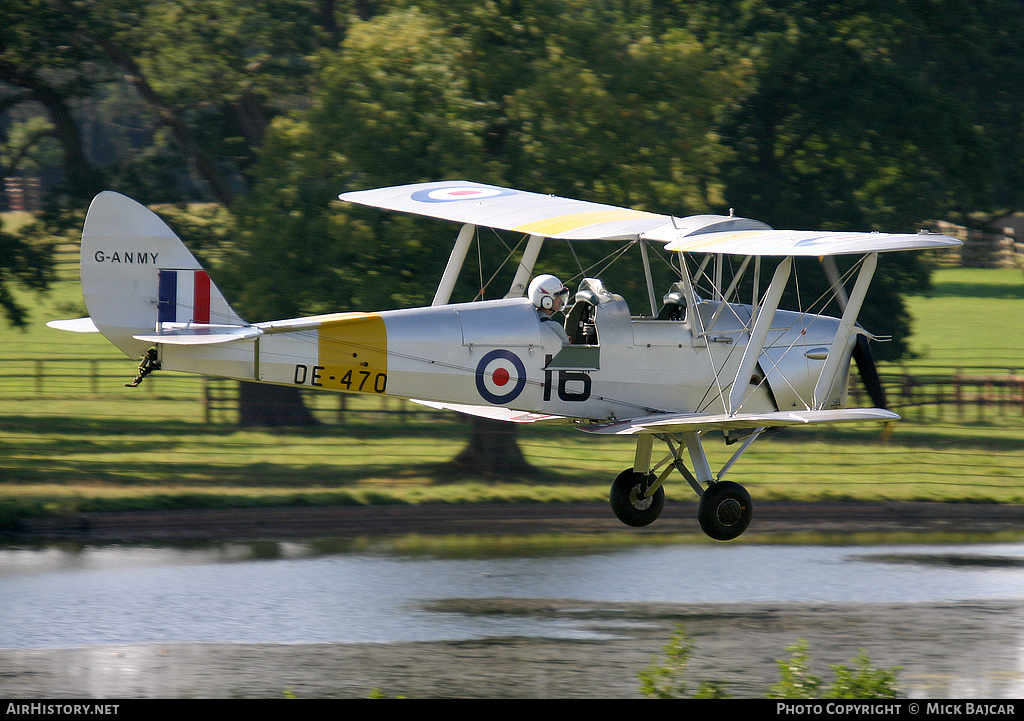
[4,537,1024,650]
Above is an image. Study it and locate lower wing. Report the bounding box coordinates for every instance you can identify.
[580,408,899,435]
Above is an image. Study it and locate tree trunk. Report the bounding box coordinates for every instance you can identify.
[452,417,533,476]
[237,381,320,428]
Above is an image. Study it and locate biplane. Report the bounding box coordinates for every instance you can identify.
[49,182,961,540]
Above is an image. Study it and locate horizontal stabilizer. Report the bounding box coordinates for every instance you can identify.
[133,324,262,345]
[410,399,569,424]
[47,317,100,333]
[581,408,900,435]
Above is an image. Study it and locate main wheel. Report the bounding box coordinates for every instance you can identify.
[609,468,665,527]
[697,481,752,541]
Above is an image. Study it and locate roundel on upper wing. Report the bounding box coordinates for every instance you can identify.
[411,186,518,203]
[475,349,527,404]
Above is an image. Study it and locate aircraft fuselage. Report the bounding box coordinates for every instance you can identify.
[160,292,851,422]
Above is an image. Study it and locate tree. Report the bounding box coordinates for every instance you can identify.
[225,7,502,431]
[11,0,1023,422]
[671,0,1024,358]
[0,0,116,201]
[0,226,54,327]
[45,0,323,204]
[229,7,494,316]
[230,3,752,468]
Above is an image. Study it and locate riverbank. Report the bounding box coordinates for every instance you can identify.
[2,598,1023,698]
[10,499,1024,542]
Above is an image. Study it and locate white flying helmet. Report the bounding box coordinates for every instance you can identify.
[528,274,569,310]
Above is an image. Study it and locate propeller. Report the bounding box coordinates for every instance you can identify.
[852,333,888,410]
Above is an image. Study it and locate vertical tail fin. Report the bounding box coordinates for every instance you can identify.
[78,191,246,358]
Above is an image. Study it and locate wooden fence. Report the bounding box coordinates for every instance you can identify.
[2,357,1022,424]
[870,369,1024,421]
[0,357,440,424]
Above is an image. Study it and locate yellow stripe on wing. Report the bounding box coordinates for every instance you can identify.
[514,209,660,238]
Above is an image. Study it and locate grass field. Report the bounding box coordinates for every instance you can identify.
[1,259,1022,524]
[900,267,1024,370]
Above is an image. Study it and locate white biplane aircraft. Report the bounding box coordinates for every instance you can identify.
[49,182,960,540]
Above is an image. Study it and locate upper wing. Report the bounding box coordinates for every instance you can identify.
[340,181,669,240]
[652,228,961,256]
[580,408,900,435]
[341,181,961,254]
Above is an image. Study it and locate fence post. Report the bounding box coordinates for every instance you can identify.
[202,377,211,424]
[954,369,964,420]
[1009,370,1020,417]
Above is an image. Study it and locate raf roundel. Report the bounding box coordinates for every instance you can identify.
[475,349,527,404]
[411,186,518,203]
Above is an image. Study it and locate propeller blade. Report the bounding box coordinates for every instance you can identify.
[852,333,887,409]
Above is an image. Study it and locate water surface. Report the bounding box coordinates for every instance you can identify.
[4,538,1024,649]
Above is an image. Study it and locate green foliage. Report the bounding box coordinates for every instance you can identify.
[6,0,1024,348]
[1,117,63,172]
[642,629,901,699]
[638,624,731,699]
[827,651,901,699]
[766,638,823,699]
[767,639,900,699]
[503,19,749,212]
[684,0,1024,231]
[229,7,495,318]
[230,2,751,319]
[0,218,57,327]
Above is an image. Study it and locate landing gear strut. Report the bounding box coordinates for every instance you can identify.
[608,430,759,541]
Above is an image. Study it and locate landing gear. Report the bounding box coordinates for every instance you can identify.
[608,430,761,541]
[609,469,664,527]
[697,481,752,541]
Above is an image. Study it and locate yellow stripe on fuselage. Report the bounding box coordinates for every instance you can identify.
[514,209,658,238]
[316,313,388,393]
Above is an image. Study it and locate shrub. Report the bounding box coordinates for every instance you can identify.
[640,628,901,699]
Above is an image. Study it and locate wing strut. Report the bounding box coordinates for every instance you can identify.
[639,240,658,316]
[813,252,878,409]
[729,256,792,413]
[432,223,475,306]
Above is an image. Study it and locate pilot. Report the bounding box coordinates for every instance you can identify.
[528,273,571,345]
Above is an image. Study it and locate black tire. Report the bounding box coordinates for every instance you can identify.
[697,481,752,541]
[609,468,665,527]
